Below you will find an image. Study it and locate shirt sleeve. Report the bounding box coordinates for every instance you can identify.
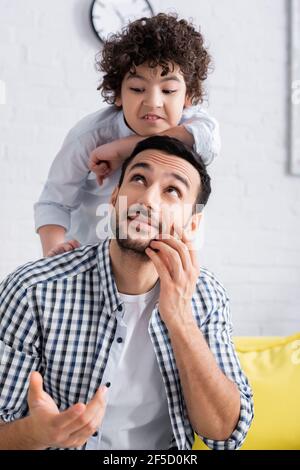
[180,105,221,165]
[33,135,91,234]
[197,289,254,450]
[0,273,41,423]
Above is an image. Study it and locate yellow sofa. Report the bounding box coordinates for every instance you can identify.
[192,333,300,450]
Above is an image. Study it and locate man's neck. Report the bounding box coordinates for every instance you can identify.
[109,239,158,295]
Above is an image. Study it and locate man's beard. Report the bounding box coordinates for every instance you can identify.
[115,225,152,260]
[112,206,160,260]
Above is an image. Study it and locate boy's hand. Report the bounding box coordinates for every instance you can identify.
[27,372,108,449]
[47,239,80,257]
[89,141,125,185]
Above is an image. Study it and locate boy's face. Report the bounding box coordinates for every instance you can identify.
[115,62,192,136]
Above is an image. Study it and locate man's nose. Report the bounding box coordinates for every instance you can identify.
[137,185,160,215]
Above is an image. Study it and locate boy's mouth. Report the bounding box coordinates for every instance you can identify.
[142,113,163,121]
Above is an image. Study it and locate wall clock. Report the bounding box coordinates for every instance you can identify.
[90,0,154,44]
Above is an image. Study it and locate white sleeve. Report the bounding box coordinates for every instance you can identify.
[34,135,90,233]
[180,105,221,165]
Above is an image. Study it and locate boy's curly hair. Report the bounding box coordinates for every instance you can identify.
[96,12,211,106]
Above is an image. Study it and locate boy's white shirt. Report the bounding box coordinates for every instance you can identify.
[34,105,220,245]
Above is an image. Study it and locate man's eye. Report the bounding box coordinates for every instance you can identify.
[166,187,181,197]
[131,174,146,183]
[130,88,144,93]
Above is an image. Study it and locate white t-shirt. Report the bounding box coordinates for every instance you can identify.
[86,281,174,450]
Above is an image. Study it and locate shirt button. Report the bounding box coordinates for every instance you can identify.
[117,305,123,311]
[106,382,111,388]
[117,337,123,343]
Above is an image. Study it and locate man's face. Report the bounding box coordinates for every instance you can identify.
[111,149,201,256]
[115,62,191,136]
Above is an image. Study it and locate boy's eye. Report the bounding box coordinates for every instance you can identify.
[130,87,144,93]
[162,90,177,94]
[166,187,182,198]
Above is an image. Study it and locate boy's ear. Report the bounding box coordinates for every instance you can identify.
[110,186,119,207]
[184,95,193,108]
[115,95,122,107]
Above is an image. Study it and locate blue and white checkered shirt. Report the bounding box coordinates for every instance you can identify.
[0,239,253,450]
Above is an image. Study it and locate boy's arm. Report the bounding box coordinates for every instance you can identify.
[90,107,220,180]
[38,225,66,257]
[89,125,195,182]
[34,136,91,255]
[180,105,221,164]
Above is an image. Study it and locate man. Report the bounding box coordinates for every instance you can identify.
[0,136,253,450]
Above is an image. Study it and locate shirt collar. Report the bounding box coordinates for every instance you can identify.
[116,109,136,138]
[97,238,122,317]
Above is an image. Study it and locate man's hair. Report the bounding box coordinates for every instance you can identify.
[96,12,211,106]
[118,135,211,211]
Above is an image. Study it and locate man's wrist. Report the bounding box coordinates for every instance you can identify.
[164,304,197,335]
[0,416,48,450]
[20,416,48,450]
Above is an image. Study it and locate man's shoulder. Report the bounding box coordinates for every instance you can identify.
[194,267,229,309]
[1,244,100,293]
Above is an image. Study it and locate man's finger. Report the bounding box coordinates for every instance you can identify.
[28,371,44,404]
[181,231,199,270]
[154,236,190,271]
[149,241,182,280]
[52,402,86,430]
[66,416,100,447]
[61,386,108,435]
[145,246,171,281]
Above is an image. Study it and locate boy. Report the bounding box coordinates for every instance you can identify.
[34,13,220,256]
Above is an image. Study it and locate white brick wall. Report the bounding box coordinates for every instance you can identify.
[0,0,299,335]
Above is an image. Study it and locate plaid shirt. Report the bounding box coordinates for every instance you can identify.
[0,239,253,450]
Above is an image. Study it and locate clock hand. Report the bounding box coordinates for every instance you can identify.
[113,7,126,24]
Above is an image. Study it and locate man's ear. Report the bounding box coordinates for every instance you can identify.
[110,186,119,207]
[186,212,202,238]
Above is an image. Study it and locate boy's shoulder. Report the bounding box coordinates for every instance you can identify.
[65,106,122,143]
[180,103,207,120]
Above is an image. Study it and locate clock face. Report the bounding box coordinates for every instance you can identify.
[90,0,154,43]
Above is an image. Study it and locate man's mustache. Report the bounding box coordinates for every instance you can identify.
[126,204,160,230]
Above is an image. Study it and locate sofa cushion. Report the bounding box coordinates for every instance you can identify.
[193,333,300,450]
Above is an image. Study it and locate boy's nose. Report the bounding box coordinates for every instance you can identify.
[143,90,163,109]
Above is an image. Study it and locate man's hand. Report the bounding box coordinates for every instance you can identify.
[145,229,200,328]
[89,141,125,185]
[27,372,107,449]
[46,239,80,257]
